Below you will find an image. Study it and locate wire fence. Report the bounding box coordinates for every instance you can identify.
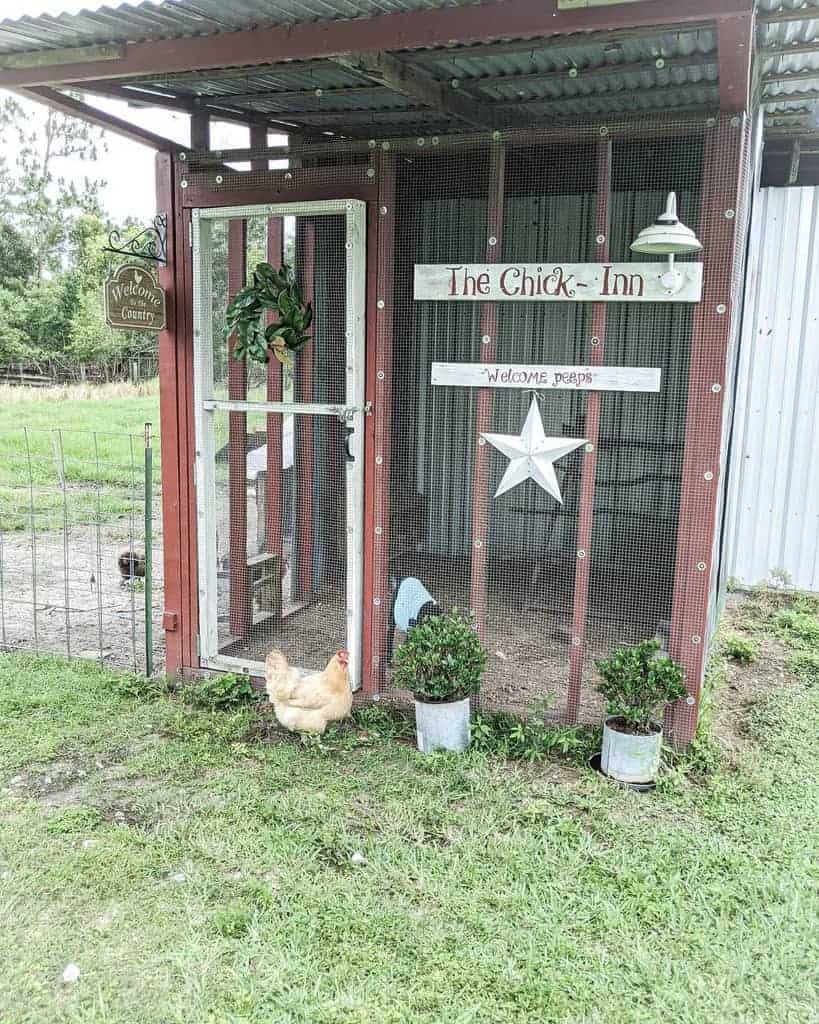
[0,425,161,674]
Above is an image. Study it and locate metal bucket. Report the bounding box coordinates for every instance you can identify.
[414,697,471,754]
[600,716,662,784]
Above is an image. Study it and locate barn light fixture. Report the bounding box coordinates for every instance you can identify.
[630,191,702,292]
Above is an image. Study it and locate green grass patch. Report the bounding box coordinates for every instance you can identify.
[1,638,818,1023]
[0,387,160,531]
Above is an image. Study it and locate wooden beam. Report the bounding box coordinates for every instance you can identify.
[0,0,754,89]
[262,82,719,128]
[170,51,718,115]
[190,106,211,150]
[758,5,819,25]
[0,43,123,70]
[787,139,802,185]
[762,41,819,59]
[17,86,184,152]
[717,11,754,112]
[331,51,493,128]
[764,69,819,88]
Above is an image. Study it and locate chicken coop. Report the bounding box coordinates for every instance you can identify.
[4,0,804,744]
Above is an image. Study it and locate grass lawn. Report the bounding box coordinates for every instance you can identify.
[0,588,817,1024]
[0,383,160,531]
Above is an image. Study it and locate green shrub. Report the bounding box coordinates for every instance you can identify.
[183,673,257,711]
[721,633,758,664]
[471,709,595,764]
[391,608,487,702]
[595,640,686,734]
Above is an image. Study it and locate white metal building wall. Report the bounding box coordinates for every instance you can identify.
[725,186,819,592]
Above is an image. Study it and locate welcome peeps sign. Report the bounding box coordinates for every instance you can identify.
[414,262,703,302]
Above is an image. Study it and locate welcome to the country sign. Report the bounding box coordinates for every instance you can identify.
[414,262,703,303]
[104,264,166,332]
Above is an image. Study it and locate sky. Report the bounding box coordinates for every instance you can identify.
[0,0,255,223]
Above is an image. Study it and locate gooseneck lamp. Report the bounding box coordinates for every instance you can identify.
[630,191,702,292]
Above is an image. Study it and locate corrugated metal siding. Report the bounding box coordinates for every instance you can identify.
[725,186,819,592]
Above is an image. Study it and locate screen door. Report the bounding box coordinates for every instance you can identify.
[191,200,366,687]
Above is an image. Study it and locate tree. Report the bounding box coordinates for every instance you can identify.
[0,95,106,279]
[0,223,35,288]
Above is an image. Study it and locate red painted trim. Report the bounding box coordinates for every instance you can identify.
[566,139,611,724]
[155,151,183,674]
[718,12,755,112]
[176,181,199,669]
[181,179,378,209]
[470,145,506,641]
[297,222,316,600]
[227,219,251,639]
[1,0,753,89]
[362,189,381,694]
[668,117,748,745]
[367,153,396,692]
[265,218,285,570]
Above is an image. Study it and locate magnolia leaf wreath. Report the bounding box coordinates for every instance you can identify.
[224,262,313,368]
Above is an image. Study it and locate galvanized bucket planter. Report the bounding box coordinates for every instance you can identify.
[414,696,471,753]
[600,716,662,784]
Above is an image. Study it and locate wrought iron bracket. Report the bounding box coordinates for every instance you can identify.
[103,213,167,265]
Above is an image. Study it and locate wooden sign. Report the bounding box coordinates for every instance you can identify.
[414,262,703,303]
[104,264,166,332]
[431,363,661,393]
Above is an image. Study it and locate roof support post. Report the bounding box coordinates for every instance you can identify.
[717,10,755,112]
[470,142,506,643]
[565,137,612,725]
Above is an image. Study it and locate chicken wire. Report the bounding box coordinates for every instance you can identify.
[0,427,159,674]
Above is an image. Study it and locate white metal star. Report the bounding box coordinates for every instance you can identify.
[480,397,587,502]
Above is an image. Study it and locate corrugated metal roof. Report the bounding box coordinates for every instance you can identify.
[725,184,819,592]
[2,2,819,138]
[0,1,477,54]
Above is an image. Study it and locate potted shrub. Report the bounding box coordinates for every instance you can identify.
[391,608,487,753]
[595,639,686,784]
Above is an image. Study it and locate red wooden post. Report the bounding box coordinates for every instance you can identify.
[155,151,184,673]
[565,139,612,723]
[668,116,750,745]
[470,143,506,640]
[364,153,396,691]
[227,218,251,639]
[175,163,199,669]
[296,221,316,600]
[265,217,284,565]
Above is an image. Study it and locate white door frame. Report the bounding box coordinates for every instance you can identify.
[191,199,367,688]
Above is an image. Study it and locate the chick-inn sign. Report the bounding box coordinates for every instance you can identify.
[104,264,167,332]
[414,262,704,302]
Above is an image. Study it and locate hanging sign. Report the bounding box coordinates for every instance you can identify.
[431,363,661,393]
[104,264,166,332]
[414,262,702,303]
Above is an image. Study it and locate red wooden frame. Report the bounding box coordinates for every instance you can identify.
[227,219,251,639]
[566,138,612,724]
[470,144,506,641]
[668,116,750,745]
[362,153,396,692]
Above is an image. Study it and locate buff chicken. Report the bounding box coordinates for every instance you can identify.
[265,648,352,735]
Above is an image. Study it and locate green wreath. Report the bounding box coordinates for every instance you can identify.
[224,262,313,368]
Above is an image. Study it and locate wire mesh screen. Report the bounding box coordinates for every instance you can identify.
[212,409,347,671]
[377,117,746,723]
[0,427,159,674]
